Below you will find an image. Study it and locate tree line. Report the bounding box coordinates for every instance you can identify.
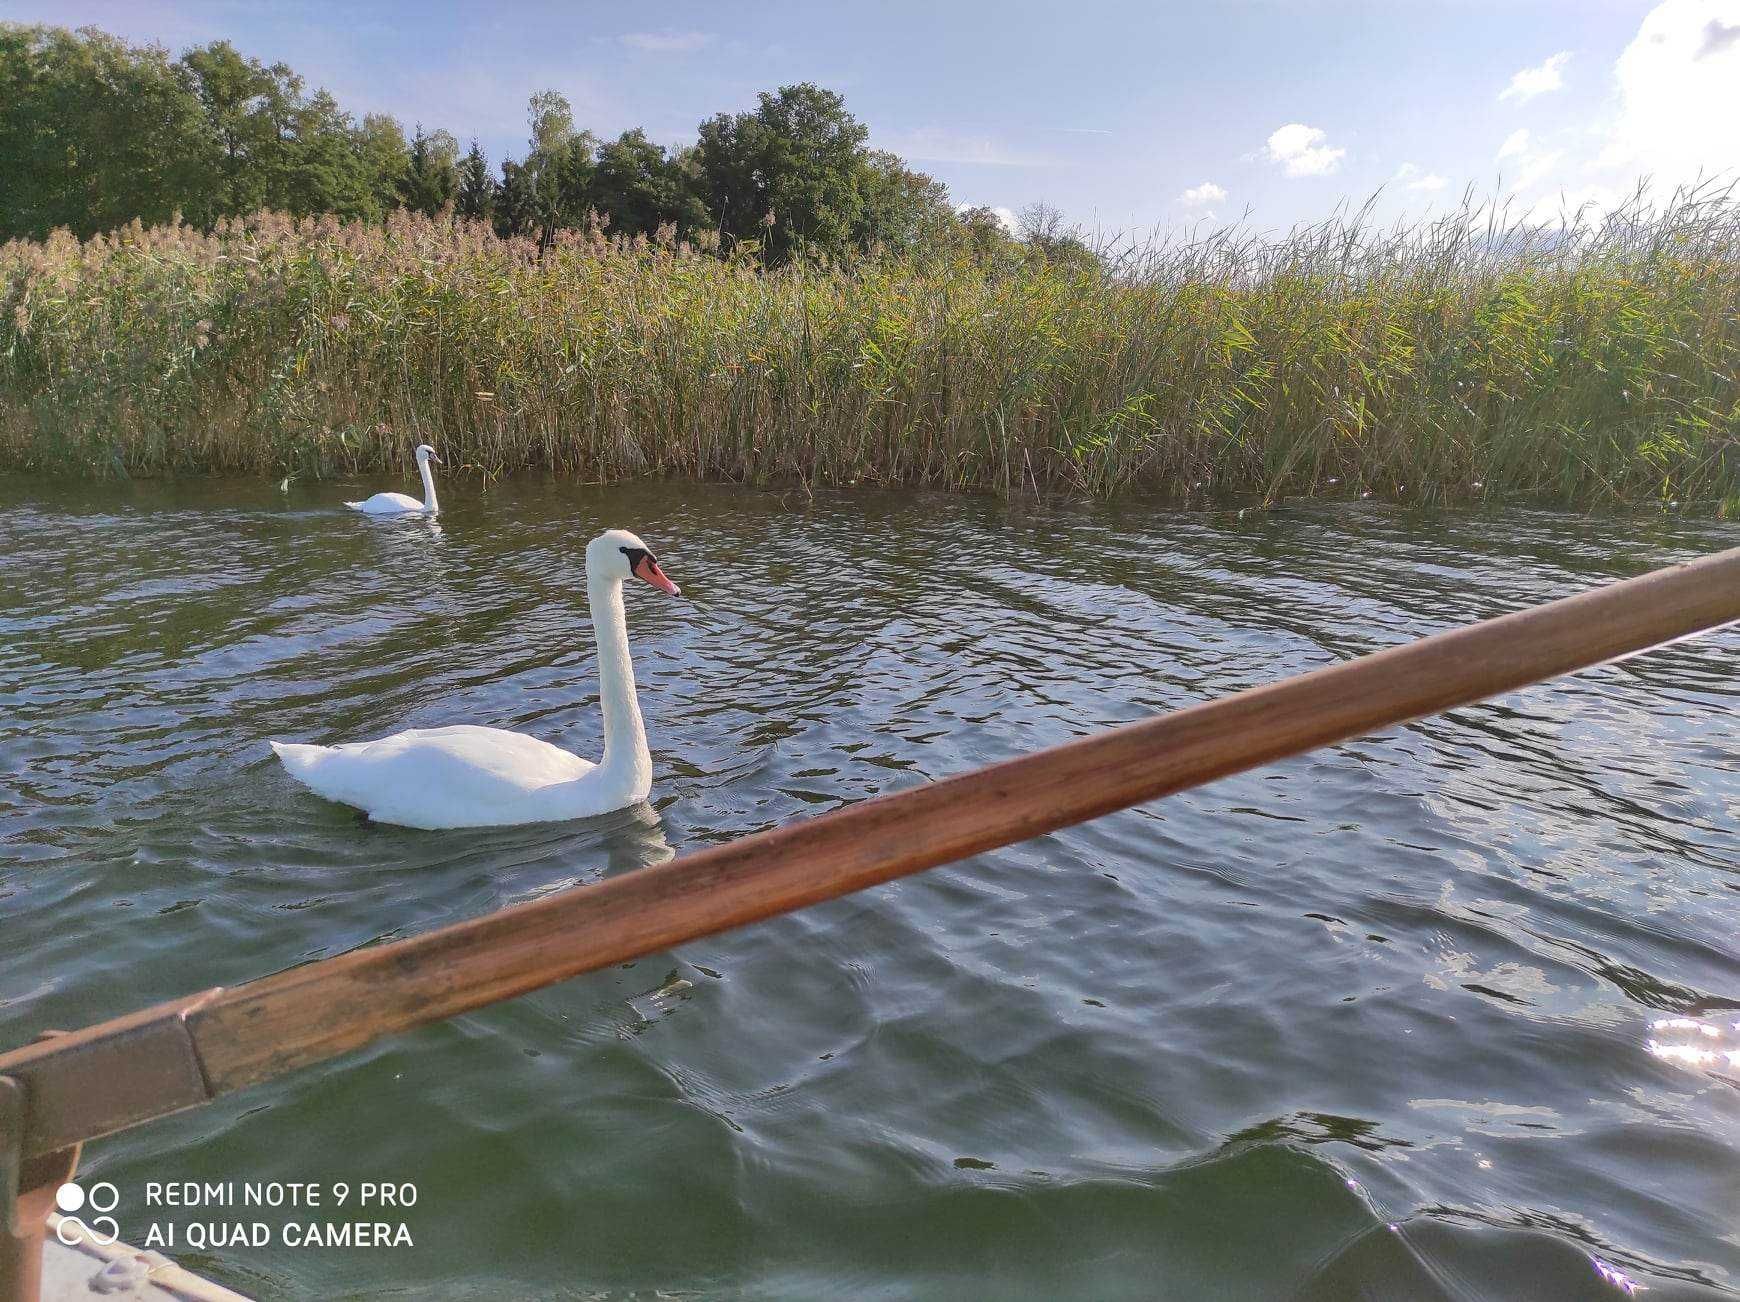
[0,23,1086,264]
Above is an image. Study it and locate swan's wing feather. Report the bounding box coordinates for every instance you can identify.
[333,726,593,783]
[271,726,596,828]
[350,492,426,515]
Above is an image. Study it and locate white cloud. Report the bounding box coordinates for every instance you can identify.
[1394,163,1448,192]
[1497,128,1531,161]
[1595,0,1740,188]
[1699,16,1740,57]
[1518,149,1567,191]
[1498,51,1571,102]
[1520,183,1626,226]
[1497,4,1739,224]
[1179,181,1227,206]
[1498,138,1568,193]
[956,203,1020,235]
[1262,123,1347,177]
[619,31,714,53]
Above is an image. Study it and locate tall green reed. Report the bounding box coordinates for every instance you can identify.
[2,189,1735,509]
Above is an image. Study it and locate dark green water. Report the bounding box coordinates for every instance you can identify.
[2,478,1736,1301]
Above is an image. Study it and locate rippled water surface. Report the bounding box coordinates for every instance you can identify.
[1,478,1736,1300]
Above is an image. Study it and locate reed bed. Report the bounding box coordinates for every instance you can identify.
[2,190,1736,509]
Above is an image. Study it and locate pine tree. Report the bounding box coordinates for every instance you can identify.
[400,125,458,216]
[494,159,537,238]
[455,140,495,223]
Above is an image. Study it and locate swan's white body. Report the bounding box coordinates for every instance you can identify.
[271,530,680,829]
[346,444,440,516]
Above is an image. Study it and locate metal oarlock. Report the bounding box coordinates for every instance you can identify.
[2,1035,81,1302]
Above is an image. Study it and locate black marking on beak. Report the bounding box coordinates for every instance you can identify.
[621,545,680,595]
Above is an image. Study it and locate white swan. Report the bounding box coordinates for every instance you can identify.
[270,529,681,828]
[346,444,442,516]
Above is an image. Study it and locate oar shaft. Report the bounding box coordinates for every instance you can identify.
[4,547,1737,1159]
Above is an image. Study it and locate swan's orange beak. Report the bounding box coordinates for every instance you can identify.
[633,553,681,596]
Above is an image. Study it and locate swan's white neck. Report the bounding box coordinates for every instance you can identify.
[417,457,439,514]
[585,573,650,796]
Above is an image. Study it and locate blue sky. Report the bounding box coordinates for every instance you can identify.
[6,0,1738,235]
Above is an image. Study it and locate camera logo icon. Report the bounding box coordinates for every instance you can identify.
[54,1181,120,1247]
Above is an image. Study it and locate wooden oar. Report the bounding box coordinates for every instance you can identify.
[3,547,1737,1164]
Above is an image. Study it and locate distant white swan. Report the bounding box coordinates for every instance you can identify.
[346,444,442,516]
[271,529,682,828]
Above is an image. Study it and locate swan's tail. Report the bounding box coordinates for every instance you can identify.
[343,501,365,511]
[270,739,330,780]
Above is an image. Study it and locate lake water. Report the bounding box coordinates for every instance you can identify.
[1,478,1736,1300]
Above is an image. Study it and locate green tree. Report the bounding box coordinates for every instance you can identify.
[495,158,537,238]
[0,24,213,239]
[455,139,495,224]
[694,111,761,244]
[526,89,572,157]
[590,129,709,239]
[0,30,974,260]
[696,83,870,260]
[545,134,597,240]
[282,89,373,219]
[355,113,410,219]
[179,40,302,218]
[1016,201,1099,273]
[854,149,953,254]
[510,90,595,248]
[400,125,459,216]
[179,40,384,222]
[954,206,1019,262]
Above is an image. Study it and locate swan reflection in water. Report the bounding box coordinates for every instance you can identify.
[504,800,677,907]
[493,800,694,1032]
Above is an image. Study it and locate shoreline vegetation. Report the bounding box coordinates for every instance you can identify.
[0,22,1735,511]
[4,193,1738,512]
